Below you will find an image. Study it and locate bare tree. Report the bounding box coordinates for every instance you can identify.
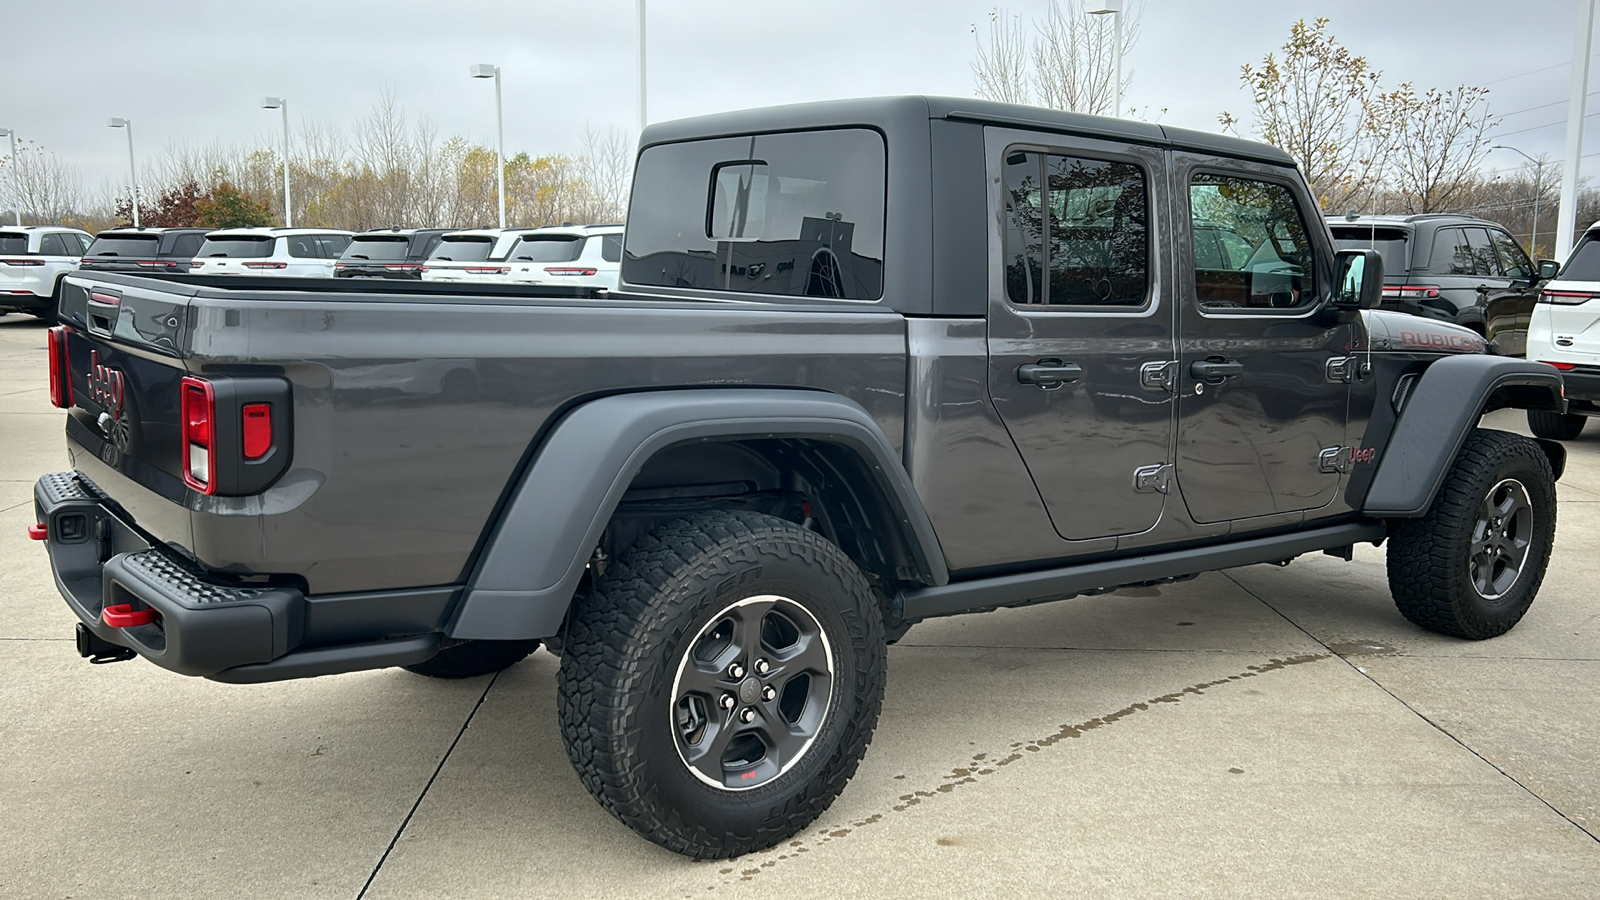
[0,139,86,224]
[971,9,1031,106]
[577,126,633,223]
[972,1,1140,115]
[1381,83,1496,214]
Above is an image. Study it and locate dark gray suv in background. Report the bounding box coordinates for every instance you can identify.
[1330,213,1548,356]
[78,227,210,274]
[335,228,452,279]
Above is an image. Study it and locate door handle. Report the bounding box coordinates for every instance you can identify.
[1190,359,1244,381]
[1017,361,1084,386]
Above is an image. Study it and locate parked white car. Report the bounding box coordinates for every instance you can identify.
[418,229,527,284]
[190,228,354,278]
[1526,222,1600,440]
[502,224,623,290]
[0,225,92,317]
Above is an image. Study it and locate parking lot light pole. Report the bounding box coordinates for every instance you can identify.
[637,0,648,133]
[1492,145,1545,256]
[106,118,139,228]
[1087,0,1123,117]
[1557,0,1596,260]
[261,98,292,227]
[0,128,19,225]
[470,64,506,229]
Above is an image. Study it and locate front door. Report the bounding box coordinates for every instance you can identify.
[1172,154,1355,525]
[1484,226,1539,357]
[986,130,1175,541]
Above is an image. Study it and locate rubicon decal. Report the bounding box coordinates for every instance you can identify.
[1396,329,1485,353]
[86,350,126,419]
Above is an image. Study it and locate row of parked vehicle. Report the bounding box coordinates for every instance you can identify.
[0,222,625,316]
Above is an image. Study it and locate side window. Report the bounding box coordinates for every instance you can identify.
[71,233,92,253]
[1489,229,1530,279]
[1192,228,1225,270]
[170,233,204,258]
[1002,148,1150,307]
[286,236,317,258]
[414,234,444,259]
[1464,227,1500,277]
[317,234,351,258]
[1432,228,1474,275]
[600,233,622,263]
[39,233,69,256]
[1189,173,1315,312]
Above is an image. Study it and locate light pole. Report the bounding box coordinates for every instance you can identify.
[0,128,19,226]
[261,97,292,227]
[1557,0,1596,259]
[107,118,139,228]
[470,63,506,229]
[1087,0,1123,117]
[1492,144,1545,257]
[637,0,648,133]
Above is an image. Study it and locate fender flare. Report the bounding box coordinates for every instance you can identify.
[447,389,948,640]
[1363,355,1563,517]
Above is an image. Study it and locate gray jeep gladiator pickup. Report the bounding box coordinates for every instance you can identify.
[33,97,1567,859]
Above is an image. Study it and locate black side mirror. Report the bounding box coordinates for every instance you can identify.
[1333,248,1384,310]
[1537,259,1561,280]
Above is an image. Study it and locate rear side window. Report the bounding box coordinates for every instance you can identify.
[600,232,622,263]
[1561,235,1600,281]
[168,233,205,258]
[39,233,72,256]
[430,236,494,262]
[0,232,28,254]
[624,128,886,300]
[1330,226,1409,277]
[343,236,409,261]
[412,233,445,259]
[508,236,583,262]
[1189,173,1316,312]
[88,234,161,257]
[198,236,274,258]
[1003,149,1150,307]
[1430,227,1499,276]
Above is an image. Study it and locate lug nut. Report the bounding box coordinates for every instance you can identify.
[740,707,756,723]
[728,663,745,679]
[754,659,770,675]
[761,685,776,701]
[721,693,737,710]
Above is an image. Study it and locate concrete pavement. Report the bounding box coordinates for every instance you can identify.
[2,311,1597,898]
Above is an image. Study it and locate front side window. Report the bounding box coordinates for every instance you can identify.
[1189,173,1315,312]
[1003,149,1150,307]
[624,128,886,300]
[39,233,71,256]
[1489,229,1531,279]
[1464,227,1499,277]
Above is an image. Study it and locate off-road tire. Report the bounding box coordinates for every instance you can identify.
[1387,429,1556,639]
[401,639,541,678]
[1527,409,1587,441]
[558,510,886,859]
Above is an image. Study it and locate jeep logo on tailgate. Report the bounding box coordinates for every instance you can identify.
[86,350,125,418]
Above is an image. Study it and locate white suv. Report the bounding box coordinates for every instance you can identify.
[0,225,92,317]
[190,228,353,278]
[1525,223,1600,439]
[501,224,623,290]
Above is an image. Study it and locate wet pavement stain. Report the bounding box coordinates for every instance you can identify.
[725,652,1330,884]
[1327,639,1399,657]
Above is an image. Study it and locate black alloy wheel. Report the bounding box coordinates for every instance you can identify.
[1469,478,1534,600]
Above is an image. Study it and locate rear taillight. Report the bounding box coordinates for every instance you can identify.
[544,267,598,276]
[1539,360,1578,371]
[1539,290,1596,305]
[1380,285,1440,300]
[243,261,288,269]
[46,326,72,409]
[180,377,216,494]
[189,260,204,268]
[241,403,272,459]
[135,260,178,269]
[0,258,45,266]
[384,263,421,271]
[465,266,509,275]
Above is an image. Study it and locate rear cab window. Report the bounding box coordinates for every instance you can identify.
[197,236,274,258]
[623,128,886,300]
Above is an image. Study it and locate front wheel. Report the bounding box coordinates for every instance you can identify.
[1527,409,1587,441]
[558,510,886,859]
[1387,429,1556,639]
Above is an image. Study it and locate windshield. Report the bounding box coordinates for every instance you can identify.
[197,236,274,258]
[0,233,28,254]
[429,236,494,262]
[508,236,583,262]
[1562,234,1600,281]
[342,236,410,261]
[1330,226,1410,278]
[87,235,162,257]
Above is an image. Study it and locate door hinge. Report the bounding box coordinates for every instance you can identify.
[1139,360,1177,393]
[1318,446,1351,474]
[1133,463,1171,494]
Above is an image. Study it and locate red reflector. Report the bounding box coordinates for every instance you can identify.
[180,376,216,494]
[1540,360,1578,371]
[46,326,72,409]
[242,403,272,459]
[27,523,47,541]
[103,604,159,628]
[544,267,598,276]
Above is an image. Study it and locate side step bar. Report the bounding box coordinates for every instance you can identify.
[896,520,1388,622]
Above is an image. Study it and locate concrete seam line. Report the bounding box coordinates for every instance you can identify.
[355,669,502,900]
[1222,570,1600,847]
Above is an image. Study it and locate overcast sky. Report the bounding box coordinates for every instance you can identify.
[0,0,1590,195]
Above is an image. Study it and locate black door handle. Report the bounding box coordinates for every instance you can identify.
[1190,359,1244,381]
[1017,361,1084,386]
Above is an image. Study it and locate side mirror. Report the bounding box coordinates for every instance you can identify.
[1537,259,1561,280]
[1332,248,1384,310]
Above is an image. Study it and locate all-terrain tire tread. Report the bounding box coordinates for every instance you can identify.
[1527,409,1586,441]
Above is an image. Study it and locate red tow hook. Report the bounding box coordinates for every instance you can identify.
[103,604,159,628]
[27,523,47,541]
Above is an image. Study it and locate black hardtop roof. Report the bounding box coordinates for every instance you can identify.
[638,95,1295,168]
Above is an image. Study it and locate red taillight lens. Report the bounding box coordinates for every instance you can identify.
[465,266,508,275]
[242,403,272,460]
[135,260,177,268]
[1539,290,1596,305]
[1540,360,1578,371]
[1,258,45,266]
[243,261,288,269]
[383,264,421,271]
[544,267,598,276]
[189,260,204,268]
[180,376,216,494]
[46,326,72,409]
[1380,285,1441,300]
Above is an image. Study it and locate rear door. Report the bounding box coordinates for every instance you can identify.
[985,128,1176,541]
[1171,153,1354,525]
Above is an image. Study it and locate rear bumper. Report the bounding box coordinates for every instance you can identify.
[1,289,51,311]
[1562,369,1600,407]
[34,472,449,682]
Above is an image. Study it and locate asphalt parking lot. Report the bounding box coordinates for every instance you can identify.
[3,310,1599,899]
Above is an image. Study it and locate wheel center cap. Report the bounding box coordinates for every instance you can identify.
[738,677,762,705]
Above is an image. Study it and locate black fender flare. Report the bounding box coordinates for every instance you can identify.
[1363,355,1564,517]
[447,389,949,640]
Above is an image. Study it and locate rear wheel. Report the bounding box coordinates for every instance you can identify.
[558,510,885,859]
[1527,409,1587,440]
[401,639,540,679]
[1387,429,1556,639]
